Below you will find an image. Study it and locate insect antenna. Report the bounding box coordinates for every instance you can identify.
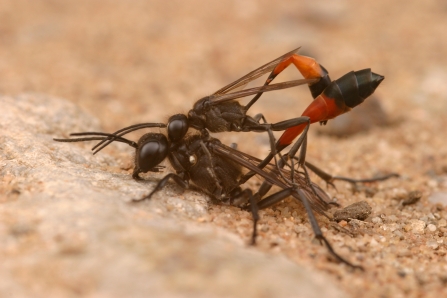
[90,123,166,154]
[54,132,138,148]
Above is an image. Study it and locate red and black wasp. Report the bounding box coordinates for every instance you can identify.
[54,48,393,269]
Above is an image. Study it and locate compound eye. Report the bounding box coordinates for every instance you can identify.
[167,114,189,142]
[137,133,169,172]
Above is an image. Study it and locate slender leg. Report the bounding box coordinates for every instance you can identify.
[246,53,331,110]
[252,113,266,123]
[256,188,297,210]
[279,122,332,204]
[239,118,312,200]
[248,191,260,245]
[293,188,363,270]
[132,173,189,202]
[226,187,259,245]
[304,161,399,189]
[248,186,362,270]
[240,114,314,133]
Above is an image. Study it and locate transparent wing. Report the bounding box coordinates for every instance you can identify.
[208,78,316,105]
[212,47,301,96]
[211,142,332,214]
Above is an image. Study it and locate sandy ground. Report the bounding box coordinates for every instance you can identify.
[1,0,447,297]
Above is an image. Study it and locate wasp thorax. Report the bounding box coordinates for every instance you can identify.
[136,133,169,172]
[167,114,189,143]
[188,97,209,130]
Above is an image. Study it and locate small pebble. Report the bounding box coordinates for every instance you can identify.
[383,223,398,232]
[391,188,408,200]
[369,238,379,247]
[420,216,429,223]
[348,219,364,228]
[428,192,447,206]
[401,211,412,218]
[438,219,447,227]
[402,190,422,206]
[427,180,438,188]
[333,201,372,222]
[427,224,437,232]
[426,240,439,250]
[338,220,348,227]
[387,215,398,223]
[371,217,383,224]
[393,230,405,240]
[294,224,307,234]
[409,219,426,234]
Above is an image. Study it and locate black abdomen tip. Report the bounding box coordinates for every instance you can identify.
[347,69,384,108]
[371,72,385,89]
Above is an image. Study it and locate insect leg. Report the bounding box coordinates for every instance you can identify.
[292,188,363,270]
[244,190,260,245]
[241,114,312,133]
[238,117,311,194]
[133,173,189,202]
[251,113,265,123]
[256,187,298,210]
[249,186,362,269]
[304,161,399,189]
[253,117,333,212]
[279,121,337,205]
[245,53,331,110]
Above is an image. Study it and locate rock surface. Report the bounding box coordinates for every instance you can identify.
[0,94,345,297]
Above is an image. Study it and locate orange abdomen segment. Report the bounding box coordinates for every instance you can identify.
[277,94,348,148]
[276,69,384,150]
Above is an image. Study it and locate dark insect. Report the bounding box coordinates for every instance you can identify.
[54,115,361,269]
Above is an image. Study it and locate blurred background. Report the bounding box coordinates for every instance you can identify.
[1,0,446,132]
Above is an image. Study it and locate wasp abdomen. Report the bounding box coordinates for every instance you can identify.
[324,69,384,109]
[308,65,331,99]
